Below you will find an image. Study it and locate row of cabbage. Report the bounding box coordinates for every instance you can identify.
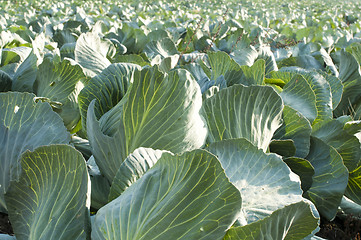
[1,0,361,239]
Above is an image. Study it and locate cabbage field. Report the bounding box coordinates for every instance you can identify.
[1,0,361,239]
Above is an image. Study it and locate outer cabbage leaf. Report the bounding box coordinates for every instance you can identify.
[60,43,75,60]
[257,45,278,77]
[0,92,70,211]
[350,100,361,121]
[340,196,361,216]
[108,38,127,56]
[346,42,361,63]
[183,63,211,93]
[75,32,111,77]
[311,117,361,172]
[113,54,148,67]
[105,27,136,53]
[87,67,207,183]
[195,36,218,52]
[318,71,343,111]
[183,63,227,94]
[147,29,170,42]
[159,55,179,73]
[278,55,324,70]
[344,119,361,136]
[1,47,32,72]
[5,145,90,240]
[207,139,307,224]
[239,59,265,86]
[334,50,361,116]
[207,51,244,86]
[279,74,317,123]
[273,106,312,158]
[78,63,141,132]
[345,165,361,206]
[339,118,361,205]
[35,57,85,130]
[269,139,296,157]
[11,50,37,92]
[283,157,315,192]
[269,71,292,85]
[53,29,77,48]
[105,24,148,54]
[35,57,84,103]
[304,137,349,220]
[1,47,31,66]
[0,70,11,92]
[108,147,169,201]
[92,150,242,240]
[231,46,258,67]
[279,67,333,123]
[71,136,92,160]
[319,48,338,76]
[207,51,264,86]
[202,84,283,152]
[87,156,110,210]
[144,38,179,61]
[224,201,319,240]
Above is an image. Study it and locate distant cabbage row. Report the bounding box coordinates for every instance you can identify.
[1,0,361,239]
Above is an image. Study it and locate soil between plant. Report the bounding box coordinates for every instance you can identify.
[316,213,361,240]
[0,212,13,235]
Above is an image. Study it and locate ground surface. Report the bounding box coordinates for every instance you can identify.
[316,214,361,240]
[0,213,13,235]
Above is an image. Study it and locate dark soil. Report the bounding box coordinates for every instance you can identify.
[316,213,361,240]
[0,211,360,238]
[0,212,13,235]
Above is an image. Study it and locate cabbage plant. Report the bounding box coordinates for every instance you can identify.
[2,0,361,239]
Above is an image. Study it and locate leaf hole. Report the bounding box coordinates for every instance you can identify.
[14,105,19,113]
